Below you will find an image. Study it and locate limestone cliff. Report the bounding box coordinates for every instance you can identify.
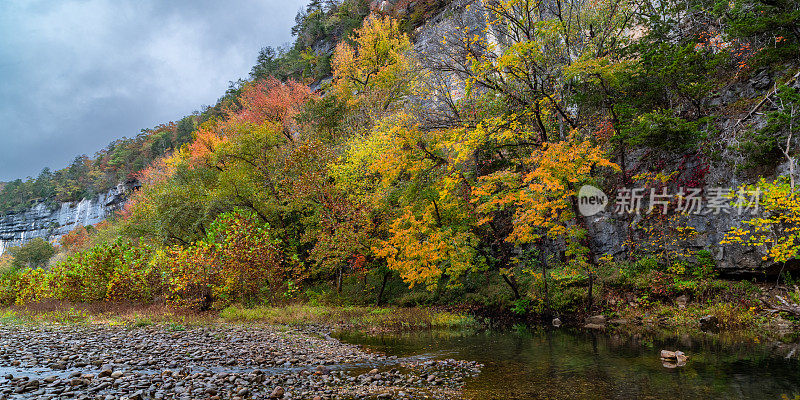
[0,183,134,255]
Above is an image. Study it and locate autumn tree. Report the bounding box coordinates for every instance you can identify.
[724,177,800,266]
[331,15,415,133]
[60,225,92,253]
[473,133,619,304]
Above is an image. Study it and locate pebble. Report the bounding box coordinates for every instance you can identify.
[0,325,482,399]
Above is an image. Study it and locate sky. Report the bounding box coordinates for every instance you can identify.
[0,0,306,181]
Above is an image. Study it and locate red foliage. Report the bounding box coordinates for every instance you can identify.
[60,226,91,253]
[234,78,314,140]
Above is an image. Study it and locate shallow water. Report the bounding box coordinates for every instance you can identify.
[335,327,800,400]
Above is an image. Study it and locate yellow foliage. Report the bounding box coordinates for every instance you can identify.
[374,207,478,290]
[474,132,618,245]
[723,177,800,263]
[331,15,414,114]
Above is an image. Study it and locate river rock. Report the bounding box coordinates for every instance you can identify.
[269,386,285,398]
[660,350,677,360]
[0,324,483,400]
[700,315,719,331]
[584,315,606,329]
[675,295,689,309]
[661,350,688,367]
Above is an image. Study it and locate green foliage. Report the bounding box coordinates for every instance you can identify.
[0,121,196,215]
[165,209,288,309]
[723,0,800,67]
[511,297,531,315]
[692,250,717,278]
[6,238,56,269]
[249,0,370,82]
[736,126,785,169]
[625,111,711,150]
[737,85,800,169]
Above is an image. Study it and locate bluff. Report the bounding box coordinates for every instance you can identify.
[0,183,134,255]
[408,0,800,279]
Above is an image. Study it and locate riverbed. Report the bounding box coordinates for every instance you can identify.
[1,324,797,399]
[0,325,480,399]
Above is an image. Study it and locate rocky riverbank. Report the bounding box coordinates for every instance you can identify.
[0,325,482,400]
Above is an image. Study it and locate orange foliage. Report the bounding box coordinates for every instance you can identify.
[233,78,314,140]
[60,226,91,253]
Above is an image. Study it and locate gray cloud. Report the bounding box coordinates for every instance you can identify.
[0,0,306,180]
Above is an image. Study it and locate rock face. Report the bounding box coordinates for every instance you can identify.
[408,0,799,279]
[582,76,800,279]
[0,183,134,255]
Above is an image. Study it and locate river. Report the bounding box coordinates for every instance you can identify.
[335,327,800,399]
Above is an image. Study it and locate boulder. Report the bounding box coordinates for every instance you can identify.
[660,349,688,367]
[585,315,606,325]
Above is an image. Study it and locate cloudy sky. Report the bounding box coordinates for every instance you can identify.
[0,0,306,181]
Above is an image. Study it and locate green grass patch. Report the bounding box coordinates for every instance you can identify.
[219,304,479,331]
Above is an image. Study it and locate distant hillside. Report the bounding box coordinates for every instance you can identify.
[0,120,195,215]
[0,0,454,217]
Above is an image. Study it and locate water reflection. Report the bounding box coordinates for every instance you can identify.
[335,327,800,400]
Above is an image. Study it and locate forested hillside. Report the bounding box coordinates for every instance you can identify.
[2,0,800,325]
[0,120,195,215]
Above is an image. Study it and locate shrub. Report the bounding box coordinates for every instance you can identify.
[395,291,435,307]
[165,209,289,309]
[691,250,717,278]
[0,269,20,306]
[6,238,56,269]
[46,239,157,303]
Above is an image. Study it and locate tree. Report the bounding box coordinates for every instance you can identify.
[250,46,281,81]
[60,225,92,253]
[175,117,196,147]
[165,210,289,308]
[723,177,800,265]
[331,15,415,131]
[8,238,56,269]
[473,133,619,305]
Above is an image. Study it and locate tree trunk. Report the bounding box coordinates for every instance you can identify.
[587,272,594,309]
[540,248,550,315]
[336,266,342,293]
[502,273,521,300]
[376,271,389,306]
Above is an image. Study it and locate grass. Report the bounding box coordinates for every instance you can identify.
[0,301,216,327]
[218,304,479,330]
[0,301,479,332]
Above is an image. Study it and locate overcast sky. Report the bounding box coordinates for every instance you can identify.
[0,0,306,181]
